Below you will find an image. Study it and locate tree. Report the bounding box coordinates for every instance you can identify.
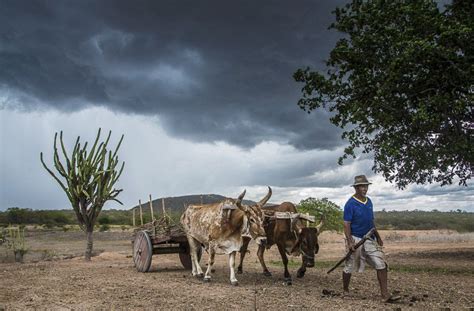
[297,197,343,232]
[294,0,473,189]
[40,129,125,261]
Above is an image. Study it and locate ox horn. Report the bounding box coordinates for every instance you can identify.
[257,186,272,208]
[315,216,324,235]
[235,189,247,209]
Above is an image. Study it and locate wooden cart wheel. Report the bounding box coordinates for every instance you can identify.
[179,243,202,270]
[133,230,153,272]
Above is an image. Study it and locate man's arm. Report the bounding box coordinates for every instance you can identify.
[343,221,355,251]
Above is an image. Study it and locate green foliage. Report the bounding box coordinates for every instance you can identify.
[99,224,110,232]
[1,226,28,257]
[98,216,110,225]
[0,208,76,226]
[297,197,343,232]
[294,0,473,189]
[40,129,125,232]
[375,210,474,232]
[0,228,6,246]
[1,208,472,232]
[0,208,133,227]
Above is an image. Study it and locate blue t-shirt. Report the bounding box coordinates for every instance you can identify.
[343,196,374,238]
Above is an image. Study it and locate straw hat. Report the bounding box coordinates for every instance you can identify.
[351,175,372,186]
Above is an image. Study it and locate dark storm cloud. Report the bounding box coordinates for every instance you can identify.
[0,0,347,149]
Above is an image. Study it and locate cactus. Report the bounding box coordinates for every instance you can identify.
[1,226,28,263]
[40,129,125,261]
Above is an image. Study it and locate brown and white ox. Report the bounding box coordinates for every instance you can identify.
[238,202,323,285]
[180,187,272,285]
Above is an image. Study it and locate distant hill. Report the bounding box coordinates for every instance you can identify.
[130,194,257,216]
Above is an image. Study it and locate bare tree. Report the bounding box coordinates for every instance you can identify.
[40,129,125,261]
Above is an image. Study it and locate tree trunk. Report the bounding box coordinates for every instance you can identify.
[85,228,94,261]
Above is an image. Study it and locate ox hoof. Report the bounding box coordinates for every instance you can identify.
[263,271,272,277]
[230,281,239,286]
[194,273,204,279]
[284,278,292,286]
[203,277,211,283]
[237,267,243,274]
[211,268,216,273]
[297,270,306,278]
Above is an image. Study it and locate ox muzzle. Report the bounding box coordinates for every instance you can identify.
[255,237,267,246]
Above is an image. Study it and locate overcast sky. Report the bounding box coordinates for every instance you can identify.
[1,0,472,212]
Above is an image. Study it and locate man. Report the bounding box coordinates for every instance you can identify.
[342,175,400,303]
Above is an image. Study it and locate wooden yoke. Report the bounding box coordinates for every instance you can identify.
[221,201,237,223]
[272,212,315,223]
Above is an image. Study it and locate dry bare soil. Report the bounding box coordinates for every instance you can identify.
[1,230,473,310]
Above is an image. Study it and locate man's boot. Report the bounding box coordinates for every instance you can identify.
[377,267,401,303]
[343,272,351,296]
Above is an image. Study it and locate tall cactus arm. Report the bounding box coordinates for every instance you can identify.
[86,128,102,164]
[111,161,125,186]
[103,130,112,150]
[52,133,68,178]
[40,152,71,201]
[59,131,73,173]
[112,134,124,159]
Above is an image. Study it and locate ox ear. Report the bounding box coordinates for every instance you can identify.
[296,222,304,235]
[257,186,272,208]
[236,189,247,211]
[291,216,303,235]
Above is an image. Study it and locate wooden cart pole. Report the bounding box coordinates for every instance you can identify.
[139,200,144,225]
[161,198,166,215]
[132,208,136,227]
[162,198,169,226]
[149,194,155,220]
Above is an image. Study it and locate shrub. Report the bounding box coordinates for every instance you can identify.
[99,224,110,232]
[297,197,343,232]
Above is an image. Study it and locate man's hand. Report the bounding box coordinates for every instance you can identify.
[343,221,355,251]
[346,238,356,251]
[374,228,383,247]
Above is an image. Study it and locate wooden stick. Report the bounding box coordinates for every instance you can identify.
[132,208,136,227]
[306,212,310,227]
[149,194,154,220]
[139,200,143,225]
[327,228,375,274]
[162,198,166,215]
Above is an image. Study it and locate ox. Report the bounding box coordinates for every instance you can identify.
[238,202,323,285]
[180,187,272,285]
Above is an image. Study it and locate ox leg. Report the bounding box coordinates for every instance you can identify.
[237,237,251,274]
[204,247,215,282]
[257,244,272,277]
[187,236,203,277]
[277,244,292,285]
[297,260,307,278]
[229,251,239,286]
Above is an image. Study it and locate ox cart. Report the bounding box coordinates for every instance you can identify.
[132,199,202,272]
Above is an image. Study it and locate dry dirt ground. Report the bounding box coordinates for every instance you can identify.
[0,230,473,310]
